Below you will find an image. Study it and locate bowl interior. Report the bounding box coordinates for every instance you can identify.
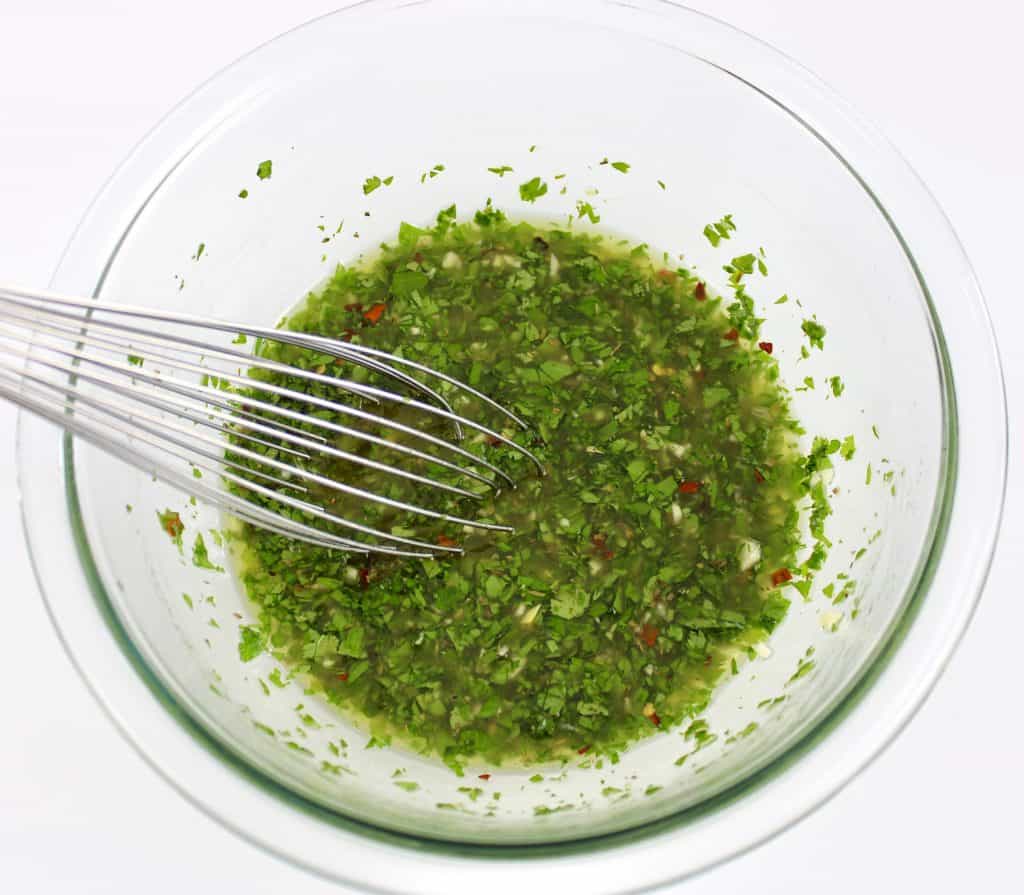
[61,4,946,846]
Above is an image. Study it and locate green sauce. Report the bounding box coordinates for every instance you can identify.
[232,206,805,769]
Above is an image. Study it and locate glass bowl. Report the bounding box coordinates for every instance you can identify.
[17,1,1006,892]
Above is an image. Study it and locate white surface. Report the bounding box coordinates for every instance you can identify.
[0,1,1019,892]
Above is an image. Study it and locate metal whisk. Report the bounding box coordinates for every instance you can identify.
[0,285,543,557]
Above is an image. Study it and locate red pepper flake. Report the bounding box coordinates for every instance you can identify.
[485,434,503,447]
[678,480,702,494]
[337,672,349,682]
[358,567,371,589]
[413,252,424,263]
[723,328,739,342]
[704,654,713,667]
[754,469,766,484]
[436,534,458,548]
[694,281,707,301]
[343,302,364,312]
[478,773,491,781]
[363,303,387,324]
[640,623,660,648]
[770,567,793,587]
[577,745,590,755]
[161,511,184,540]
[590,532,614,560]
[339,327,356,342]
[758,341,774,354]
[655,268,677,283]
[649,711,662,727]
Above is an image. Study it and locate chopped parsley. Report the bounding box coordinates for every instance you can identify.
[238,625,264,662]
[192,533,223,572]
[225,206,831,770]
[599,158,630,173]
[363,174,395,195]
[518,177,548,203]
[256,160,272,180]
[157,509,184,551]
[420,164,444,183]
[703,214,736,247]
[575,200,601,224]
[801,317,827,350]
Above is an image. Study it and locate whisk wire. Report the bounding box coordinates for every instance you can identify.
[0,284,543,554]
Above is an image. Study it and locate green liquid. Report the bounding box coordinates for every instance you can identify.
[232,207,804,770]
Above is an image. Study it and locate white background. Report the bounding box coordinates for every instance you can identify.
[1,1,1020,892]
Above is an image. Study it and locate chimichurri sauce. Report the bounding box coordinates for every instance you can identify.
[232,205,805,769]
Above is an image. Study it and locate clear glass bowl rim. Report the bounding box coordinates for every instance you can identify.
[15,1,1008,892]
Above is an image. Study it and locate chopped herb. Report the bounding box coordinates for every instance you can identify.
[191,533,223,572]
[363,175,389,195]
[238,625,264,662]
[487,165,514,177]
[801,318,827,350]
[533,804,573,816]
[157,509,184,550]
[225,205,818,769]
[518,177,548,203]
[575,200,601,224]
[702,214,736,247]
[256,160,272,180]
[787,658,816,685]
